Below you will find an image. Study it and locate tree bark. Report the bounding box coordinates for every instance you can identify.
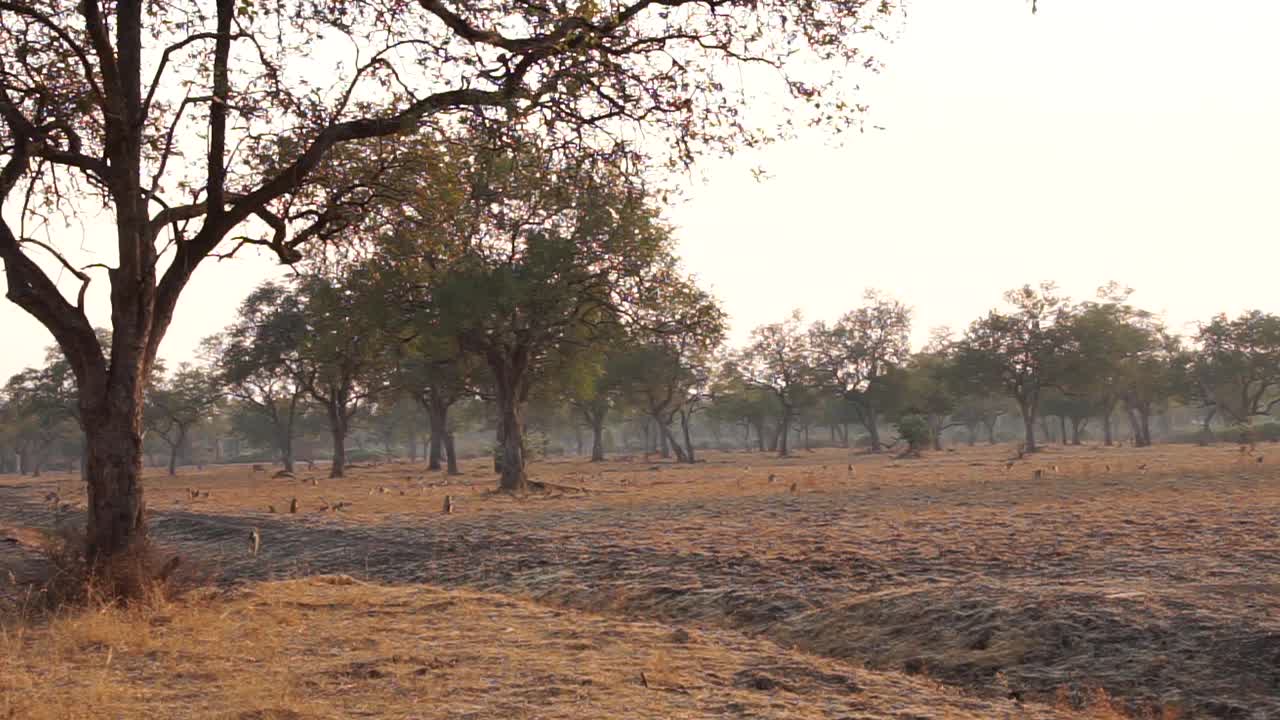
[328,403,348,479]
[777,411,791,457]
[444,433,459,475]
[1058,416,1068,446]
[680,410,696,464]
[279,429,295,473]
[425,394,448,471]
[863,407,882,452]
[1102,411,1114,446]
[84,411,148,577]
[495,375,528,492]
[1021,403,1038,453]
[590,416,606,462]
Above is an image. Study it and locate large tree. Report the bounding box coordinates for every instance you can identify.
[205,282,310,472]
[952,283,1072,454]
[292,270,392,479]
[810,290,912,452]
[145,362,222,476]
[0,0,895,582]
[1190,311,1280,434]
[739,310,816,457]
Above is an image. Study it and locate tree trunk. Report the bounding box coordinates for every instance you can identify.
[167,443,179,477]
[1071,419,1083,445]
[864,407,882,452]
[1103,411,1114,446]
[426,395,447,472]
[495,376,529,492]
[279,429,295,473]
[84,411,148,577]
[755,420,767,452]
[328,404,347,479]
[1058,416,1067,446]
[680,411,696,464]
[658,420,671,459]
[984,418,998,445]
[930,416,943,451]
[1021,404,1038,453]
[777,411,791,457]
[444,433,460,475]
[408,430,418,463]
[591,416,606,462]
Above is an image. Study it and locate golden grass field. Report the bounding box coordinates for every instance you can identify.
[2,442,1277,718]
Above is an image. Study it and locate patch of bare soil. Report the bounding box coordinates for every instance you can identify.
[3,444,1278,718]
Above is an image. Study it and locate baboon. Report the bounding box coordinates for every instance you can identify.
[789,481,797,494]
[1033,469,1043,481]
[768,473,777,483]
[443,495,455,514]
[289,497,298,514]
[249,528,261,556]
[268,504,277,513]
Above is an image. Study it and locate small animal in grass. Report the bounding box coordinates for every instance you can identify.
[268,504,277,513]
[768,473,777,483]
[443,495,455,514]
[1257,456,1265,464]
[1033,469,1043,481]
[289,497,298,514]
[789,481,798,494]
[1004,461,1015,471]
[248,528,261,556]
[1137,463,1148,472]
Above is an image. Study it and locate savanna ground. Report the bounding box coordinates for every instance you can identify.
[2,443,1277,719]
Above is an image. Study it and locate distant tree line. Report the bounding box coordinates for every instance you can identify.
[8,274,1280,479]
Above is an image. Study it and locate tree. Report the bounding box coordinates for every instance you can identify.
[293,270,392,478]
[206,282,310,472]
[0,0,894,581]
[900,351,961,451]
[614,282,726,464]
[739,311,816,457]
[2,354,79,475]
[397,329,474,475]
[811,291,912,452]
[952,283,1071,453]
[1190,311,1280,436]
[145,363,222,476]
[378,135,688,491]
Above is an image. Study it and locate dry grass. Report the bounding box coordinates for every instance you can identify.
[2,442,1277,718]
[2,575,1086,719]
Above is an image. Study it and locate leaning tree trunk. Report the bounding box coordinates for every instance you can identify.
[680,411,696,464]
[660,418,689,463]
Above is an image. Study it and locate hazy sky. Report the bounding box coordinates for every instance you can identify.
[3,0,1279,379]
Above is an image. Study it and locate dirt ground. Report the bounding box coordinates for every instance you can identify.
[2,443,1278,718]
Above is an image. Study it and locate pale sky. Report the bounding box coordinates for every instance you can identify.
[3,0,1280,378]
